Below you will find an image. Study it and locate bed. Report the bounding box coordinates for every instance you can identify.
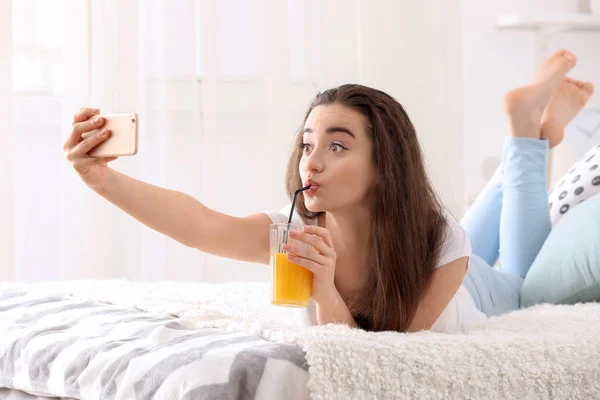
[1,280,599,399]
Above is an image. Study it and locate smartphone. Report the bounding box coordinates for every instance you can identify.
[81,113,139,157]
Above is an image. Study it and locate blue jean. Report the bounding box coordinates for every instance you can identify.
[460,137,551,316]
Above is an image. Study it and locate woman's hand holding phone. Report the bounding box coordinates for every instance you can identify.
[63,108,119,189]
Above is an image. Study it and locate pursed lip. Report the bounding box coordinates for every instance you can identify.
[303,178,320,196]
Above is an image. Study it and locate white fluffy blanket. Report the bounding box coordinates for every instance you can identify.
[1,280,599,399]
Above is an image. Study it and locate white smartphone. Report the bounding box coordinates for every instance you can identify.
[81,113,139,157]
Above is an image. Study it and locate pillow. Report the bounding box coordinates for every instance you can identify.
[547,141,600,227]
[521,192,600,307]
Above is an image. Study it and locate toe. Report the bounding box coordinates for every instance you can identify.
[551,50,577,73]
[570,79,584,88]
[583,82,595,95]
[553,49,577,64]
[534,50,577,86]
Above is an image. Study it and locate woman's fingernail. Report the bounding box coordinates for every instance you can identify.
[288,231,297,236]
[101,129,109,137]
[95,117,103,124]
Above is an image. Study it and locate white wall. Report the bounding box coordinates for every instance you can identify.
[357,0,465,218]
[461,1,600,207]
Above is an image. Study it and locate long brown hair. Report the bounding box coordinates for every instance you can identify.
[285,84,447,332]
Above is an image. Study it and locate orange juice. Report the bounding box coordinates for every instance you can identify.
[270,252,313,307]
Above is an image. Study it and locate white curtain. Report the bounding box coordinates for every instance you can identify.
[0,0,12,281]
[0,0,464,283]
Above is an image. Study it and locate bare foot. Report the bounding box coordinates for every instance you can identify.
[503,49,577,140]
[540,78,595,148]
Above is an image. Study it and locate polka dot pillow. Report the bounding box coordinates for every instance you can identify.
[548,142,600,226]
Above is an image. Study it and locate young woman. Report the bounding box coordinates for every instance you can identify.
[63,49,594,333]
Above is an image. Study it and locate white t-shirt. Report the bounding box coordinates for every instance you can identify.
[264,205,487,333]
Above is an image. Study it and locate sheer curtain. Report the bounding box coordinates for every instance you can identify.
[0,0,12,281]
[0,0,465,283]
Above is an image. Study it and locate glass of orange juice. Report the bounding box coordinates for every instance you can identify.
[269,223,314,307]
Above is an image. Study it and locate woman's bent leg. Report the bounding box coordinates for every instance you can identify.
[461,138,550,314]
[460,168,503,267]
[499,137,551,278]
[463,253,523,316]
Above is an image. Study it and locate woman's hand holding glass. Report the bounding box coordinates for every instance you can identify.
[282,225,338,305]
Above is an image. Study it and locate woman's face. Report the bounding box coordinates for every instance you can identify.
[299,103,378,213]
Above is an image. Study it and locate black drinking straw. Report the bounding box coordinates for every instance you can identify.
[284,185,311,245]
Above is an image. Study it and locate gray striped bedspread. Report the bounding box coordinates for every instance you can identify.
[0,291,310,400]
[0,388,74,399]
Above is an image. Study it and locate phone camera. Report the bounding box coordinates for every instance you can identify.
[132,119,135,123]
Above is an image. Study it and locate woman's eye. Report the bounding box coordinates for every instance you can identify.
[301,143,311,153]
[330,143,345,152]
